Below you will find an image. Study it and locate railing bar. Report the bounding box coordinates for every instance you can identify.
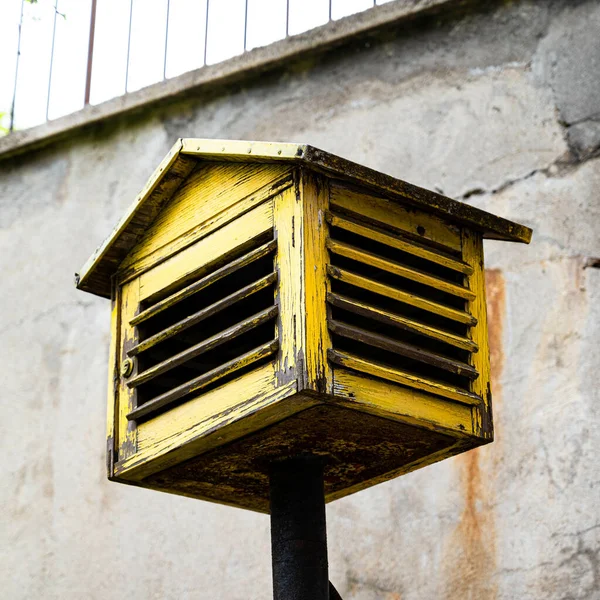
[285,0,290,37]
[10,0,25,132]
[84,0,98,105]
[329,0,332,22]
[125,0,133,92]
[163,0,171,79]
[243,0,249,51]
[46,0,59,122]
[203,0,210,65]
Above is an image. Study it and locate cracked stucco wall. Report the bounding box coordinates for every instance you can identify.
[1,0,598,598]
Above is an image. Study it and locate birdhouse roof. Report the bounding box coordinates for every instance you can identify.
[76,138,532,298]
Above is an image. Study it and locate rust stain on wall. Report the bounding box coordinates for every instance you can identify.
[442,269,505,600]
[485,269,506,402]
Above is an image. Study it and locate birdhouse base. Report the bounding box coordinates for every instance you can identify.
[140,399,484,512]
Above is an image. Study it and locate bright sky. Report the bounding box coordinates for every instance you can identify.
[0,0,394,132]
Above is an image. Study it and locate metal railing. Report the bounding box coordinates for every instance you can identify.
[1,0,392,135]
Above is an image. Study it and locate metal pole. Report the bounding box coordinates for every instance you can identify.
[269,457,329,600]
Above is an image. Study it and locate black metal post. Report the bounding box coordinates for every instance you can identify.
[269,457,329,600]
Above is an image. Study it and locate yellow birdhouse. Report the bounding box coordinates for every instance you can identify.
[76,139,531,512]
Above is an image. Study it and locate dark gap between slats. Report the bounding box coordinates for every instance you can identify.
[329,250,467,312]
[329,331,472,391]
[328,193,463,258]
[330,305,471,365]
[141,230,274,307]
[138,255,275,341]
[135,319,276,414]
[329,278,469,337]
[133,235,277,415]
[329,222,466,284]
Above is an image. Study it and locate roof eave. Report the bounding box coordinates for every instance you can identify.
[76,138,532,299]
[299,145,532,244]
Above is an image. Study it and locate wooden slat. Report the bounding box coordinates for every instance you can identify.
[327,293,478,353]
[120,162,291,276]
[138,199,274,302]
[332,369,475,436]
[127,340,279,421]
[127,305,278,388]
[128,272,277,357]
[327,238,475,301]
[328,349,481,406]
[181,139,304,161]
[328,320,478,379]
[329,183,462,253]
[131,239,277,326]
[327,265,477,326]
[325,211,473,275]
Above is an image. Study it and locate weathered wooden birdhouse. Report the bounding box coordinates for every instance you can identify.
[76,139,531,512]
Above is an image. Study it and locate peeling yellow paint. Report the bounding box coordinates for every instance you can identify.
[84,147,525,509]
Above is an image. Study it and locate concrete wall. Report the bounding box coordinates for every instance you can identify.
[1,1,598,598]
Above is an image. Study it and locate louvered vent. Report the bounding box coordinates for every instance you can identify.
[125,233,279,421]
[325,209,482,406]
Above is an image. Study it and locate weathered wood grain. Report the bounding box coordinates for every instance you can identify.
[138,200,274,303]
[119,162,291,282]
[326,237,476,300]
[116,279,140,462]
[331,368,474,435]
[327,265,477,326]
[273,182,304,387]
[328,348,481,406]
[117,365,303,480]
[127,340,279,421]
[129,272,277,357]
[302,170,333,394]
[325,211,473,275]
[127,305,278,388]
[328,319,479,379]
[329,183,462,253]
[462,229,493,439]
[131,239,277,326]
[327,292,478,353]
